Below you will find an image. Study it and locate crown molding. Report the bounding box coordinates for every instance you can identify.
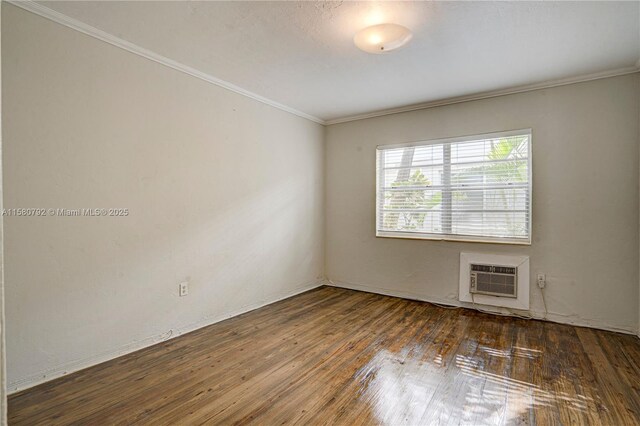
[325,66,640,125]
[6,0,326,125]
[8,0,640,128]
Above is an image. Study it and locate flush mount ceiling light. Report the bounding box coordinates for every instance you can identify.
[354,23,413,54]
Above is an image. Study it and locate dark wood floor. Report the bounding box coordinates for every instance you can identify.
[8,286,640,425]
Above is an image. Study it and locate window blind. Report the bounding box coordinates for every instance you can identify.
[376,130,531,244]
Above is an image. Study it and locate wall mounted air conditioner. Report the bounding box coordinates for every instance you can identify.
[469,264,517,298]
[460,253,529,310]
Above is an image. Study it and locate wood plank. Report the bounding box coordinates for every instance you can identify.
[8,286,640,425]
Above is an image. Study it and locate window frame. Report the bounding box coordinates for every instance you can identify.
[375,129,532,245]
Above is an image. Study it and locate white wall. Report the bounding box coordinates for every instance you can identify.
[0,2,6,422]
[3,4,324,391]
[326,74,640,334]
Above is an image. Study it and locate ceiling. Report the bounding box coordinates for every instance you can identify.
[33,1,640,122]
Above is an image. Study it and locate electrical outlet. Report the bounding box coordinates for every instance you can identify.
[536,273,546,289]
[179,282,189,297]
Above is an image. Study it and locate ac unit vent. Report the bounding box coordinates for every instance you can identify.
[469,263,517,298]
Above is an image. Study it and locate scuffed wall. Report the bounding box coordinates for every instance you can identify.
[326,74,640,334]
[3,4,324,391]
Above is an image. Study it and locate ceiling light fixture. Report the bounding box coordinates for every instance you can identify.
[354,23,413,54]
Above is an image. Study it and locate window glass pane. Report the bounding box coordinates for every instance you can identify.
[377,131,531,243]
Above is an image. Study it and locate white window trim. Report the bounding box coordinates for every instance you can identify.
[376,129,532,245]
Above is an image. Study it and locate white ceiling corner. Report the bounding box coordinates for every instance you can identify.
[12,1,640,124]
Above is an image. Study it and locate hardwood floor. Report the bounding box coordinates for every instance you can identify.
[8,286,640,425]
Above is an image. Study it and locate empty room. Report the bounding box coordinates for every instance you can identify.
[0,0,639,424]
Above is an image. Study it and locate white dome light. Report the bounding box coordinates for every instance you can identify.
[354,23,413,54]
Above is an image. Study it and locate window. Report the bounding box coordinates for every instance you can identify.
[376,129,531,244]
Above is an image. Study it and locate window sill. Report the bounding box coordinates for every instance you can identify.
[376,231,531,246]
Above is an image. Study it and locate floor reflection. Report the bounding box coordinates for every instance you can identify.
[354,342,594,425]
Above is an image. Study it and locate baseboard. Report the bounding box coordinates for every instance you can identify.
[328,279,637,336]
[8,279,325,394]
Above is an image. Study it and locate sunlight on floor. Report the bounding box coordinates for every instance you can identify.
[354,342,594,425]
